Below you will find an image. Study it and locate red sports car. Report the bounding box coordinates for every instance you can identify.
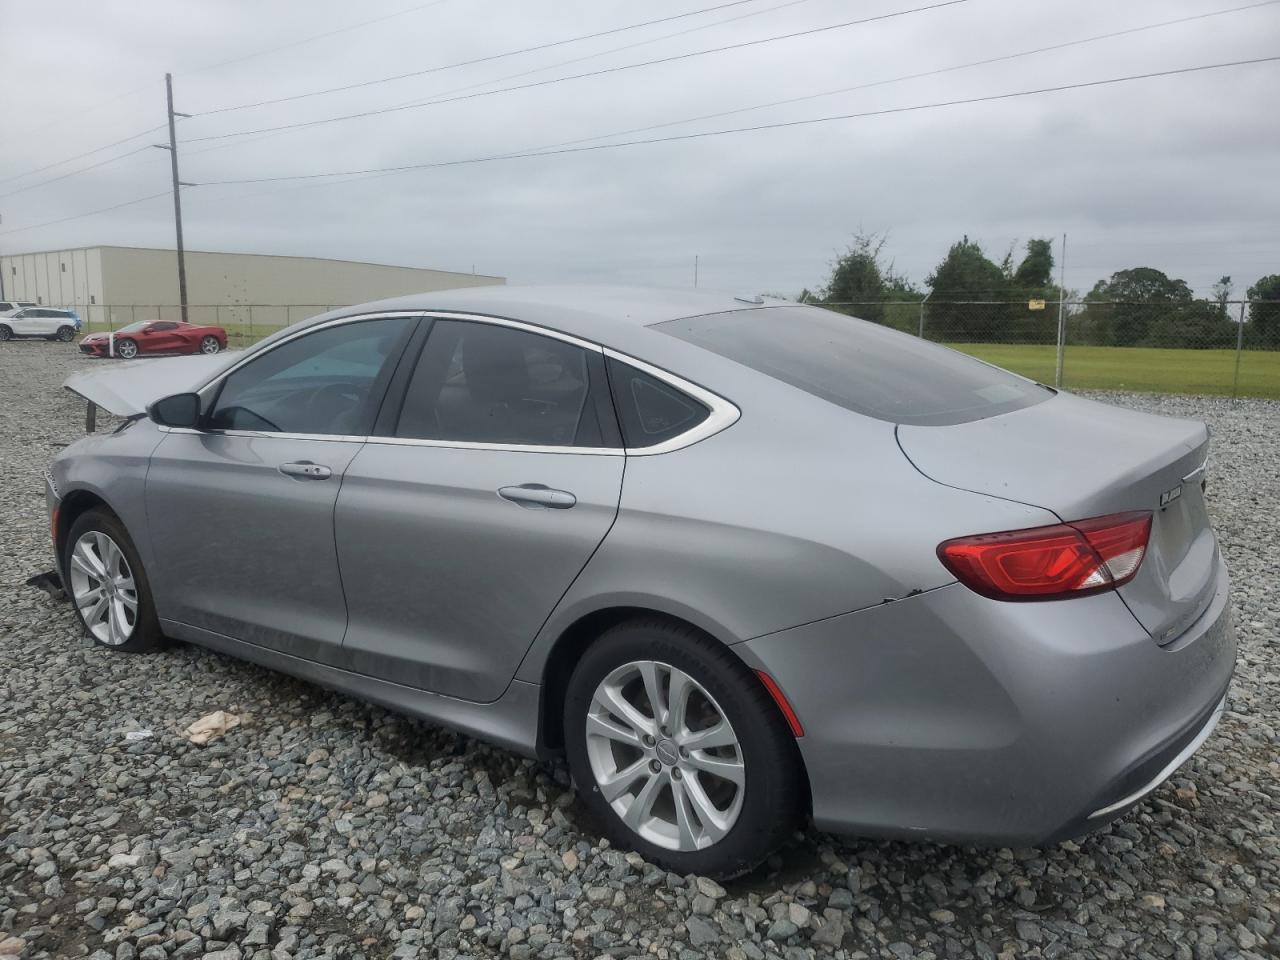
[79,320,228,359]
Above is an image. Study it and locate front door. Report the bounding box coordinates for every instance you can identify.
[145,314,419,660]
[335,317,624,702]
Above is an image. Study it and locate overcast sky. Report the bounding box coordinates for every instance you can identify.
[2,0,1278,299]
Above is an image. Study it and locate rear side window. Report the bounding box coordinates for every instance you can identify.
[656,306,1050,426]
[606,358,709,448]
[396,319,616,448]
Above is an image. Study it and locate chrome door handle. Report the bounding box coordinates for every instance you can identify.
[279,461,332,480]
[498,483,577,509]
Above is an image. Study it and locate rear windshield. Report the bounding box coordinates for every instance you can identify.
[655,306,1051,426]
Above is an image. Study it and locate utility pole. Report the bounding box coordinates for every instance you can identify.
[153,73,191,323]
[0,214,6,301]
[1054,232,1068,388]
[693,255,699,288]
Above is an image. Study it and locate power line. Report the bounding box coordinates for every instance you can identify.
[0,123,167,187]
[196,0,777,116]
[528,0,1280,153]
[0,0,455,176]
[192,56,1280,186]
[0,145,156,200]
[0,191,170,239]
[181,0,819,161]
[179,0,971,144]
[184,0,455,76]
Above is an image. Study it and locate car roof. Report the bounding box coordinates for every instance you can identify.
[322,285,785,345]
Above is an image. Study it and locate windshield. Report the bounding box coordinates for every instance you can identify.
[656,306,1051,426]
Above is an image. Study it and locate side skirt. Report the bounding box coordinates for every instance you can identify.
[160,619,544,759]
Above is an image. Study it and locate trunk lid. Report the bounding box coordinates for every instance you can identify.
[898,392,1217,644]
[64,352,237,417]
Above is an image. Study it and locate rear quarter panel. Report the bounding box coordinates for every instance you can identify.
[516,373,1061,681]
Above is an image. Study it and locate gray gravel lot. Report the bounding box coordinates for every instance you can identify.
[1,340,1277,960]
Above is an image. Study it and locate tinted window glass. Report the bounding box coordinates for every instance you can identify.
[657,306,1050,426]
[397,320,601,447]
[152,321,177,331]
[210,317,413,435]
[607,358,709,448]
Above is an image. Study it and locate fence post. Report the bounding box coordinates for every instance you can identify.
[1054,233,1068,388]
[248,305,254,343]
[1231,300,1246,401]
[918,292,930,339]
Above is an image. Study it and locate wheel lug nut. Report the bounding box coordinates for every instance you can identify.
[643,735,655,746]
[671,768,682,780]
[649,760,662,773]
[679,747,689,758]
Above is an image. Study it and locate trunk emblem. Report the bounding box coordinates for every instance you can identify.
[1159,484,1183,508]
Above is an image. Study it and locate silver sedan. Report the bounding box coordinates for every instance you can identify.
[46,286,1234,877]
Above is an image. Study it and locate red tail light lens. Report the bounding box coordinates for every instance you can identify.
[937,511,1152,601]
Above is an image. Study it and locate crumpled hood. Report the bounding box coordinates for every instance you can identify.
[64,352,239,416]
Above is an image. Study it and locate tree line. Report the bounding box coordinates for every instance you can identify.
[801,233,1280,349]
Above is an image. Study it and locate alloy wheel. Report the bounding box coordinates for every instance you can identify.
[117,340,137,358]
[200,336,220,354]
[585,660,745,851]
[58,326,75,341]
[68,531,138,646]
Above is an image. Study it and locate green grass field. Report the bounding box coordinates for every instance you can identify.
[949,343,1280,399]
[78,320,1278,399]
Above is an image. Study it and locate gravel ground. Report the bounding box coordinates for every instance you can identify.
[1,340,1276,960]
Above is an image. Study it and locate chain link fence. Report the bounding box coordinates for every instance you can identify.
[822,299,1276,399]
[51,298,1278,399]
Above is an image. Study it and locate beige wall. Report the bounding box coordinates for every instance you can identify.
[1,248,104,308]
[99,246,503,306]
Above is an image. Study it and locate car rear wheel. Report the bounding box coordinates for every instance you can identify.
[115,338,138,359]
[55,325,75,341]
[200,335,221,354]
[63,508,163,653]
[564,619,803,878]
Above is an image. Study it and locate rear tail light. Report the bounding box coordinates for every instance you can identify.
[937,511,1152,601]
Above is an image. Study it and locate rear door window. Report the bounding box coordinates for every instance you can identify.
[395,319,617,448]
[656,306,1050,426]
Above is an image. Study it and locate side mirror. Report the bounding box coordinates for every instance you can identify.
[149,392,201,429]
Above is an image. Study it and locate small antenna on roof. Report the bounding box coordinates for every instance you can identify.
[733,294,764,305]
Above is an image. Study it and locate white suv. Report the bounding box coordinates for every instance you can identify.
[0,307,81,342]
[0,300,37,316]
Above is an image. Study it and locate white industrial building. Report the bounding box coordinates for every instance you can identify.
[0,245,505,328]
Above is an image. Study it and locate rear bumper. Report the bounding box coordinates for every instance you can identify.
[738,557,1235,846]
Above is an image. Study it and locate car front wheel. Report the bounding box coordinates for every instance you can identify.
[115,338,138,359]
[63,508,163,653]
[200,335,221,354]
[564,619,803,878]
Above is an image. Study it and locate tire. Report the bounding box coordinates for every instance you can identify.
[115,338,138,359]
[62,508,164,653]
[56,325,75,342]
[564,618,803,878]
[200,335,221,354]
[0,325,11,341]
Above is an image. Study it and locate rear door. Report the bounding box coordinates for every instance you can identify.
[146,314,419,661]
[334,316,624,701]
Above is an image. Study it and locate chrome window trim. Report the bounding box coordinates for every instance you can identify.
[181,308,739,456]
[602,348,741,456]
